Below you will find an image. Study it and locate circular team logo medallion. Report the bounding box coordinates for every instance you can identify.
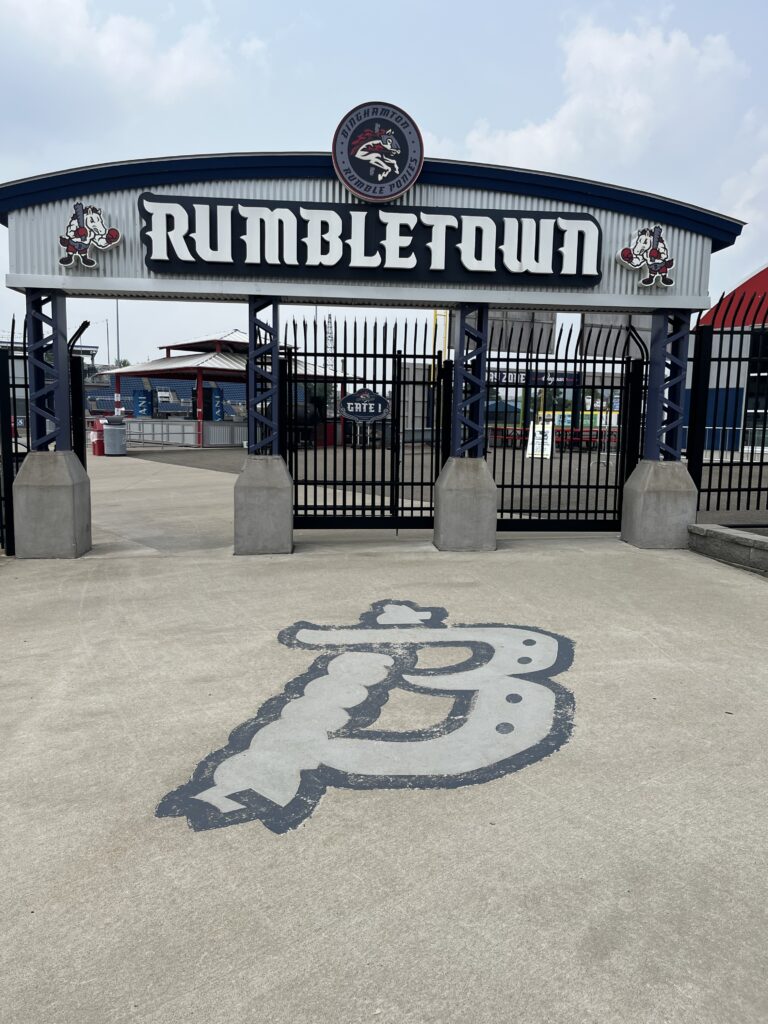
[332,101,424,203]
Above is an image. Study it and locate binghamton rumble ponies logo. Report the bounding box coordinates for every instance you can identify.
[157,601,576,834]
[332,101,424,202]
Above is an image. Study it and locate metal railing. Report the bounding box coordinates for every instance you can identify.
[0,320,31,554]
[125,418,198,448]
[485,318,647,529]
[687,294,768,517]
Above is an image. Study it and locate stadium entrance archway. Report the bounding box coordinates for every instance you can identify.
[0,142,743,555]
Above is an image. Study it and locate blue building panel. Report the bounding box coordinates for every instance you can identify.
[683,386,744,452]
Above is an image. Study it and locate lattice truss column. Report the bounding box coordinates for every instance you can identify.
[644,310,692,461]
[26,290,71,452]
[451,303,489,457]
[247,298,280,455]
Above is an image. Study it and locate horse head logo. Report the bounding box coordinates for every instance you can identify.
[618,225,675,287]
[350,127,402,181]
[59,201,121,268]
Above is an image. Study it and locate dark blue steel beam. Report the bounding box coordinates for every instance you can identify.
[0,156,743,250]
[247,298,280,455]
[451,303,489,458]
[26,290,71,451]
[644,310,691,461]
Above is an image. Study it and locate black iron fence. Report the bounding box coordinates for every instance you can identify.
[283,316,449,528]
[688,293,768,522]
[0,319,31,554]
[484,318,647,529]
[0,318,88,554]
[280,313,647,531]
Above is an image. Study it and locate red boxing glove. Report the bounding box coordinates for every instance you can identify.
[620,247,633,262]
[106,228,120,243]
[76,226,87,238]
[649,248,660,260]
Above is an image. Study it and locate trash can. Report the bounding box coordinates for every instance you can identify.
[90,418,105,457]
[103,416,127,456]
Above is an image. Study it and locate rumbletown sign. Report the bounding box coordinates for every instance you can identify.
[138,193,602,286]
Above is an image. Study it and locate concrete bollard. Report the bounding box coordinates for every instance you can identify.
[13,451,92,558]
[433,457,497,552]
[234,455,293,555]
[621,459,698,549]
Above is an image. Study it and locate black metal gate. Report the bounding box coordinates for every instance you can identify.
[0,316,89,555]
[485,317,647,530]
[0,319,30,555]
[283,316,450,528]
[281,312,647,531]
[687,293,768,524]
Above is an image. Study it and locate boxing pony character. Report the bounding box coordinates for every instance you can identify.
[618,225,674,287]
[59,202,120,268]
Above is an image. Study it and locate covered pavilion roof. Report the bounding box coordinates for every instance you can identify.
[160,329,248,356]
[699,266,768,330]
[92,329,340,383]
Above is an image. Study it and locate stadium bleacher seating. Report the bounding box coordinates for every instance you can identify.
[85,375,246,417]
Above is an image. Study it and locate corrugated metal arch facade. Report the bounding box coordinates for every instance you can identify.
[0,153,744,312]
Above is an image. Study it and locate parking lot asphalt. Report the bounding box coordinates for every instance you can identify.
[1,454,767,1024]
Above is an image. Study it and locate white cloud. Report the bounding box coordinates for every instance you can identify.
[713,151,768,292]
[240,35,267,60]
[0,0,247,103]
[420,130,461,161]
[463,23,744,181]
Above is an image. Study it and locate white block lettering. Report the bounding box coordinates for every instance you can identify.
[420,213,458,271]
[142,200,194,262]
[239,206,299,266]
[457,216,497,272]
[557,217,600,276]
[346,211,381,268]
[191,203,234,263]
[300,207,344,266]
[379,211,417,269]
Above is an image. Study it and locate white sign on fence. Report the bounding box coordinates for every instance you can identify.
[526,421,553,460]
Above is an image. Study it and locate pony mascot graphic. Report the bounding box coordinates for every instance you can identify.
[59,202,120,268]
[349,127,402,182]
[618,225,675,287]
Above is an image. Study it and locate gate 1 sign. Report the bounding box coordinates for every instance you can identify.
[340,389,390,423]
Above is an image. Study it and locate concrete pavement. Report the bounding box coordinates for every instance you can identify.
[1,454,767,1023]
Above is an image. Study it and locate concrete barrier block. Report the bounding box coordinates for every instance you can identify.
[687,523,768,574]
[621,460,698,549]
[433,457,497,552]
[234,455,293,555]
[13,451,92,558]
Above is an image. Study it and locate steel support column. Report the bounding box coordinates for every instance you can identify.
[643,310,691,461]
[247,298,280,455]
[196,368,204,448]
[450,303,489,457]
[26,290,71,451]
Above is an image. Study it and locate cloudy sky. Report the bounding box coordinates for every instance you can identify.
[0,0,765,362]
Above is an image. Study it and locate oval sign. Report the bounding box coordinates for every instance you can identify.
[340,388,390,423]
[332,101,424,203]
